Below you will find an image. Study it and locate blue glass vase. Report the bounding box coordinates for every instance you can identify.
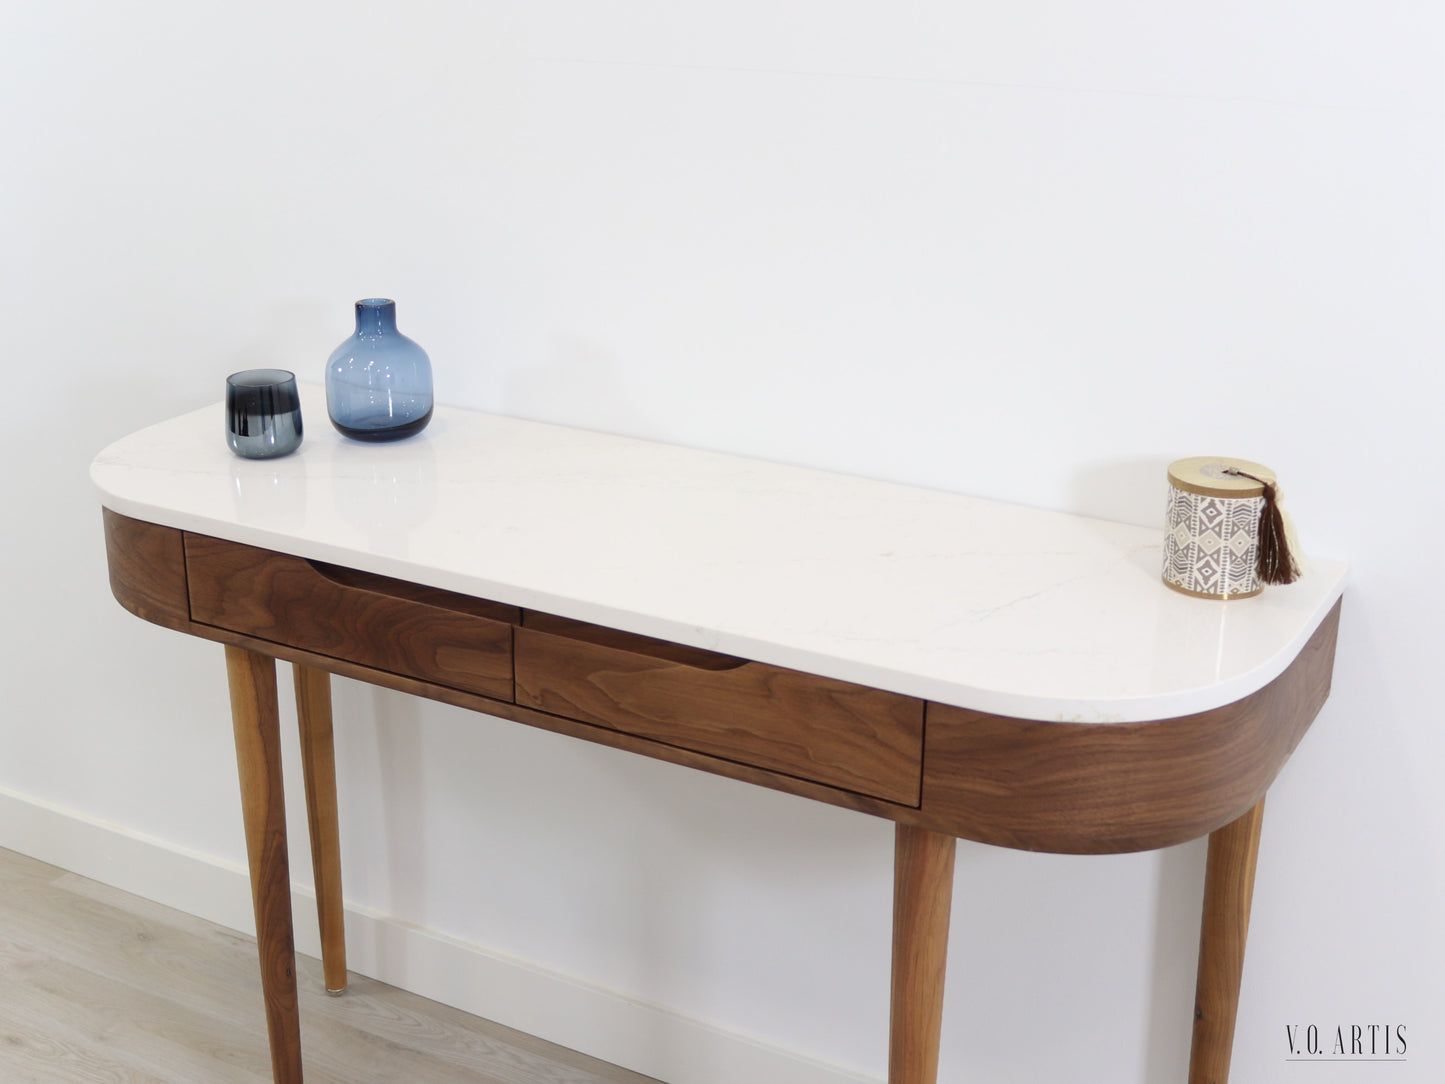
[326,298,434,442]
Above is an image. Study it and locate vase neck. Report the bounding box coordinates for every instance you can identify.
[354,298,398,336]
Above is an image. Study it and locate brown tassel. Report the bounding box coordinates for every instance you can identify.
[1223,468,1301,585]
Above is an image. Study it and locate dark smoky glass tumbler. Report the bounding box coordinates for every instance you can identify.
[226,369,303,459]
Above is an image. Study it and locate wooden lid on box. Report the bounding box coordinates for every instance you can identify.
[1167,457,1276,499]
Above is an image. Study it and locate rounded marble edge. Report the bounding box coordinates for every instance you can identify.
[92,470,1347,726]
[90,397,1350,727]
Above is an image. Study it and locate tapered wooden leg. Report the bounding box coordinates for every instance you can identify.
[293,664,348,995]
[226,646,303,1083]
[890,823,957,1084]
[1189,798,1266,1084]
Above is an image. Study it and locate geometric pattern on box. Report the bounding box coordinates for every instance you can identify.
[1162,485,1264,598]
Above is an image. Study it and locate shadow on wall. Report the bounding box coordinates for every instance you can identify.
[502,335,657,437]
[1070,457,1173,528]
[373,687,429,937]
[1144,838,1209,1082]
[239,300,338,383]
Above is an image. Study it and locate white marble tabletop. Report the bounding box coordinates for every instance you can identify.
[92,384,1346,723]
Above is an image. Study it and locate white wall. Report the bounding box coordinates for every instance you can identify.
[3,3,1441,1081]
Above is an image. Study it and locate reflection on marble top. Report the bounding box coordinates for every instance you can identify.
[92,384,1346,723]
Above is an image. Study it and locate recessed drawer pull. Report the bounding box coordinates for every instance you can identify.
[184,535,517,701]
[520,610,747,671]
[307,560,517,623]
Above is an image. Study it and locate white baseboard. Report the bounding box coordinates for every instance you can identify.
[0,785,877,1084]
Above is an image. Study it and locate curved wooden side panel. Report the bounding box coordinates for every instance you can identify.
[102,508,191,632]
[919,599,1341,855]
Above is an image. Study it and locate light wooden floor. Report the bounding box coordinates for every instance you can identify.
[0,846,661,1083]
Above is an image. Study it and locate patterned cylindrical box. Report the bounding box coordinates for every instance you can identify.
[1162,457,1277,599]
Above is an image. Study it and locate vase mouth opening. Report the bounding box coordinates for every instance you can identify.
[357,298,395,308]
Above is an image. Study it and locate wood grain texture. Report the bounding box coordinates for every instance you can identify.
[889,824,956,1084]
[294,663,347,995]
[515,619,925,805]
[0,847,660,1084]
[226,645,303,1083]
[180,622,922,825]
[1189,799,1266,1084]
[919,600,1340,854]
[102,508,191,631]
[189,534,516,701]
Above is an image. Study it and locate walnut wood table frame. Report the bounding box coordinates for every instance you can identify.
[100,505,1341,1084]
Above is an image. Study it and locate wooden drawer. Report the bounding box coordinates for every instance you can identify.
[185,535,517,701]
[515,612,924,805]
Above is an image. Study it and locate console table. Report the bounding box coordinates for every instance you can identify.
[92,385,1345,1084]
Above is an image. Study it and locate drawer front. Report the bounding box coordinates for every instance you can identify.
[515,613,923,805]
[185,535,517,700]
